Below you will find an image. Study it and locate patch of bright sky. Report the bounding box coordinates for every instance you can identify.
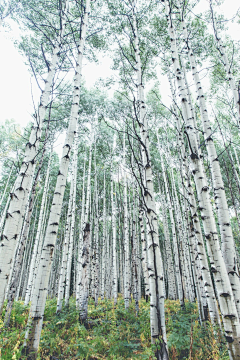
[0,0,239,158]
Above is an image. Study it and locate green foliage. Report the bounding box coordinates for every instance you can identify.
[165,300,229,360]
[0,297,229,360]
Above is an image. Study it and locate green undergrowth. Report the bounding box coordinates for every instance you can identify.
[0,297,228,359]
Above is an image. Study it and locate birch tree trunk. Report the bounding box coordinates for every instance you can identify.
[0,164,13,214]
[93,171,99,306]
[164,1,240,356]
[158,187,176,300]
[123,135,130,309]
[209,0,240,122]
[76,152,86,307]
[79,138,92,322]
[65,130,78,307]
[56,170,74,312]
[0,1,69,313]
[178,3,240,319]
[24,153,52,306]
[139,207,150,300]
[24,2,90,356]
[158,146,184,307]
[111,161,118,305]
[101,170,107,300]
[167,70,220,324]
[131,2,168,358]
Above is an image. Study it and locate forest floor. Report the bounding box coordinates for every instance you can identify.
[0,296,229,360]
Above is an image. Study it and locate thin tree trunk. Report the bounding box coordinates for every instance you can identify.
[24,2,90,356]
[131,2,168,358]
[0,1,69,312]
[165,1,240,356]
[65,130,78,307]
[79,138,92,322]
[179,5,240,317]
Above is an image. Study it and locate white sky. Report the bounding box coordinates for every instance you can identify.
[0,0,239,157]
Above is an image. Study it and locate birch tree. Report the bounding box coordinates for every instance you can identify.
[24,1,90,356]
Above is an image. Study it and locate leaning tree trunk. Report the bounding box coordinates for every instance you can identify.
[24,2,90,357]
[24,151,52,306]
[5,151,52,325]
[0,0,69,313]
[0,164,13,214]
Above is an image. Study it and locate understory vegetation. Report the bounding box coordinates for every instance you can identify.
[0,297,228,360]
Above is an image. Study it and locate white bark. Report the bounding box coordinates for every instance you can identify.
[209,0,240,121]
[158,146,184,307]
[56,168,74,312]
[0,1,69,312]
[165,1,240,356]
[65,129,78,306]
[0,164,13,213]
[79,138,92,321]
[168,71,220,324]
[178,4,240,319]
[76,152,86,306]
[92,153,99,305]
[132,2,167,357]
[139,207,150,299]
[123,135,130,309]
[25,1,90,355]
[24,153,51,306]
[111,161,118,305]
[159,189,176,300]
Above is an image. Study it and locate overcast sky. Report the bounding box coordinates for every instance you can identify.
[0,0,239,155]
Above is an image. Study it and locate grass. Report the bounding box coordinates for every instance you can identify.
[0,296,229,359]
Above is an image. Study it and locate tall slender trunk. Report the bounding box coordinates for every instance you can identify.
[101,170,107,300]
[178,4,240,318]
[79,139,92,322]
[0,164,13,213]
[209,0,240,123]
[94,171,99,306]
[123,136,130,309]
[132,185,139,314]
[76,151,86,307]
[24,152,52,306]
[139,207,150,300]
[65,130,78,307]
[111,161,118,305]
[0,1,69,312]
[24,2,90,357]
[158,146,184,307]
[56,176,73,312]
[131,2,168,358]
[164,1,240,356]
[158,187,176,300]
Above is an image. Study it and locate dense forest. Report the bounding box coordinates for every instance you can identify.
[0,0,240,359]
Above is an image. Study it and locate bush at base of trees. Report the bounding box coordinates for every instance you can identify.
[0,297,228,360]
